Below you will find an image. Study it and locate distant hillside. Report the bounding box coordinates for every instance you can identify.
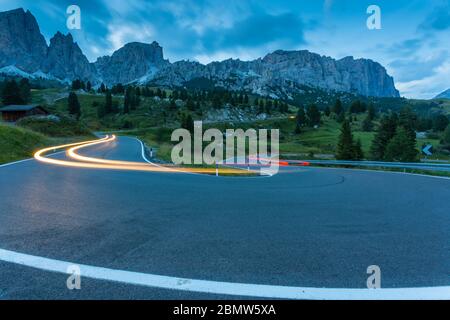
[434,89,450,99]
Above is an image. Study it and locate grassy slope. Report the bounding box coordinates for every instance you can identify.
[0,90,97,165]
[50,93,181,131]
[0,123,50,164]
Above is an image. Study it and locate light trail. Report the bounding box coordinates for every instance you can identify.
[67,135,150,167]
[34,135,255,175]
[34,135,169,172]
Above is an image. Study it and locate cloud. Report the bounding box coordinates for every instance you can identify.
[419,3,450,31]
[182,12,307,63]
[106,23,155,51]
[386,38,423,56]
[216,13,305,49]
[389,51,448,82]
[323,0,334,12]
[396,61,450,99]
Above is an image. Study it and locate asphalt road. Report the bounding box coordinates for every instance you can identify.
[0,136,449,299]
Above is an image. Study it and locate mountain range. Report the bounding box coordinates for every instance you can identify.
[0,8,400,98]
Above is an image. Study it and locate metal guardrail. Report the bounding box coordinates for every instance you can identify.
[304,159,450,172]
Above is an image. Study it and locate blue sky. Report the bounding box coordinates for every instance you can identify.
[0,0,449,98]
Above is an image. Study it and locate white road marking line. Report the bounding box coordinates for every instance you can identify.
[0,157,34,168]
[0,151,67,168]
[0,248,449,299]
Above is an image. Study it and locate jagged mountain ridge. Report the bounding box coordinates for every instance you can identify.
[0,8,400,98]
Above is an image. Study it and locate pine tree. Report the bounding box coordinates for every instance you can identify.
[181,114,194,133]
[370,114,398,160]
[332,99,343,115]
[71,79,81,90]
[68,92,81,119]
[105,90,112,114]
[353,139,364,160]
[362,115,373,132]
[97,101,106,118]
[433,114,449,131]
[336,110,345,123]
[443,124,450,144]
[384,127,418,162]
[336,120,355,160]
[243,94,249,105]
[349,100,361,113]
[265,100,273,114]
[367,103,376,121]
[258,100,264,114]
[306,104,321,127]
[398,106,417,139]
[2,80,24,105]
[86,81,92,92]
[123,88,131,114]
[186,98,195,111]
[19,78,31,104]
[295,106,306,129]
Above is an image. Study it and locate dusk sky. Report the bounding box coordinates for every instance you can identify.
[0,0,449,98]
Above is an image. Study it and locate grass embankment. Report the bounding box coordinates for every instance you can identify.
[0,119,94,165]
[16,116,92,137]
[0,123,50,164]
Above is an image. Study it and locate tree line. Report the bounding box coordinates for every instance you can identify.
[0,79,32,105]
[335,106,432,162]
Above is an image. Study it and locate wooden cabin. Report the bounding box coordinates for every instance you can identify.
[0,105,49,122]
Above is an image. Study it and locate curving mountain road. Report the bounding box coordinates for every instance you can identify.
[0,136,449,299]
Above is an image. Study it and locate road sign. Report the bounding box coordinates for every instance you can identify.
[422,144,433,156]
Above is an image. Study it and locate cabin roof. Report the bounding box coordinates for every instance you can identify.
[0,105,43,112]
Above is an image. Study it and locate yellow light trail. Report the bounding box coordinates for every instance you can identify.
[34,135,254,175]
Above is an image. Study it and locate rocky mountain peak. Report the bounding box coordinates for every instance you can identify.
[434,88,450,99]
[95,41,168,85]
[51,31,73,42]
[40,31,94,82]
[0,8,48,73]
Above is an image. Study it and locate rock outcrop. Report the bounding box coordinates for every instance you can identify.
[94,41,169,85]
[41,32,95,82]
[150,50,399,98]
[0,8,47,73]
